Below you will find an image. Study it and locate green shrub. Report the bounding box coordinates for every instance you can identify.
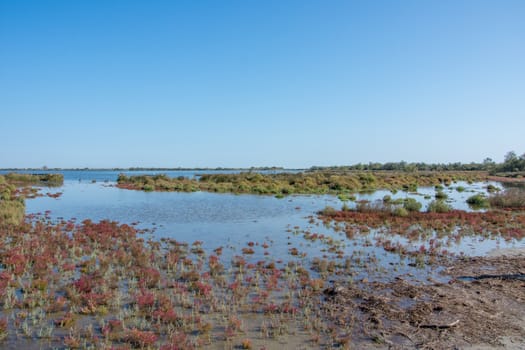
[427,200,452,213]
[319,206,337,216]
[142,184,155,192]
[402,183,418,192]
[403,198,422,212]
[393,207,409,217]
[5,172,63,186]
[486,184,500,193]
[456,186,465,192]
[338,193,354,202]
[0,187,12,201]
[355,200,373,212]
[382,195,392,203]
[466,194,489,209]
[0,197,25,227]
[435,190,448,200]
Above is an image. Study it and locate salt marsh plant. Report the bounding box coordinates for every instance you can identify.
[489,188,525,209]
[117,171,488,196]
[466,194,489,209]
[403,198,422,212]
[435,190,448,200]
[426,200,452,213]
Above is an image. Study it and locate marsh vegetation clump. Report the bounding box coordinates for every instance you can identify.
[117,171,488,196]
[403,198,422,212]
[392,206,409,217]
[466,194,490,209]
[0,175,26,227]
[319,206,337,216]
[486,184,500,193]
[1,216,348,349]
[435,190,448,200]
[426,200,452,213]
[4,172,63,186]
[489,188,525,209]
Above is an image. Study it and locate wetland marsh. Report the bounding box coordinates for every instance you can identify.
[0,170,524,349]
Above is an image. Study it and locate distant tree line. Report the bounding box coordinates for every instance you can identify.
[310,151,525,173]
[496,151,525,173]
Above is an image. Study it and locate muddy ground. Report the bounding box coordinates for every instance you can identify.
[322,251,525,349]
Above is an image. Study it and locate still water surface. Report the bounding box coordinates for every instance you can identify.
[11,170,524,263]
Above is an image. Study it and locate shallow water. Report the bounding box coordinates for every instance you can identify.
[17,171,523,268]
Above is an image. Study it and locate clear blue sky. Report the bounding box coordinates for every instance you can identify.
[1,1,524,168]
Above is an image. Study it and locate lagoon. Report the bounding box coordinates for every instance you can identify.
[19,170,524,266]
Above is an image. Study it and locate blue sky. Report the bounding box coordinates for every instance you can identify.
[1,0,524,168]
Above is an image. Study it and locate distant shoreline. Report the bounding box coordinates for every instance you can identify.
[0,167,294,171]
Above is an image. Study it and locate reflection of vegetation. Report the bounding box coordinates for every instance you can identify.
[466,194,489,209]
[117,171,488,196]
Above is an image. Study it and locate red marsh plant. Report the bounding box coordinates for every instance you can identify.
[0,317,7,341]
[124,328,158,348]
[1,212,439,349]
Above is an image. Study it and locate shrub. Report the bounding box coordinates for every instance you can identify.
[142,184,155,192]
[241,338,253,349]
[456,186,465,192]
[382,195,392,203]
[391,198,404,205]
[124,328,157,348]
[402,183,418,192]
[393,207,409,217]
[0,197,25,227]
[486,184,500,193]
[403,198,422,212]
[319,206,337,216]
[489,189,525,209]
[435,190,448,200]
[338,193,356,202]
[466,194,489,209]
[355,200,375,212]
[427,200,452,213]
[4,172,63,186]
